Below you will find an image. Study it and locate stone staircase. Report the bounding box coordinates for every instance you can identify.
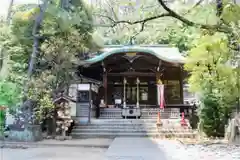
[71,119,196,139]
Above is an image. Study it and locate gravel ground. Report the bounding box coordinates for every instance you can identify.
[181,144,240,160]
[106,138,240,160]
[0,147,107,160]
[154,141,240,160]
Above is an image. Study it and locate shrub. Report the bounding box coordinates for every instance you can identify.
[199,92,227,137]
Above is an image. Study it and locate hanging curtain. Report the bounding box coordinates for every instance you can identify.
[157,84,165,109]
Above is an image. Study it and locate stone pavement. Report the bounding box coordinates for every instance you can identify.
[0,138,113,148]
[105,138,171,160]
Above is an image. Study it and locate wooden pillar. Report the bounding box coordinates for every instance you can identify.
[88,83,92,123]
[123,77,126,108]
[136,77,140,108]
[104,72,107,106]
[102,62,107,107]
[156,72,158,107]
[179,65,184,104]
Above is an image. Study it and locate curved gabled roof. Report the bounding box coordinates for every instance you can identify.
[83,45,185,66]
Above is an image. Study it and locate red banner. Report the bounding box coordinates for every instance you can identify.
[157,84,164,109]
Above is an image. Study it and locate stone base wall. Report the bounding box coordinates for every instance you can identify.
[225,112,240,143]
[6,125,42,142]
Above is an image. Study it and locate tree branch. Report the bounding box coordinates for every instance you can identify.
[158,0,194,26]
[94,13,171,27]
[129,22,146,44]
[96,0,230,33]
[183,0,205,15]
[157,0,223,31]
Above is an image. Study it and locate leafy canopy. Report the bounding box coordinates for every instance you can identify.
[0,0,98,122]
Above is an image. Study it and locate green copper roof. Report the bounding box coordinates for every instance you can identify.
[83,45,185,65]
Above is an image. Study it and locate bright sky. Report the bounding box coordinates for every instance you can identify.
[0,0,39,17]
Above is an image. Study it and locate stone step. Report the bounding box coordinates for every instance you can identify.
[94,118,160,121]
[75,125,158,129]
[99,114,169,116]
[98,117,172,119]
[98,114,172,117]
[71,132,196,139]
[88,119,183,123]
[75,124,185,129]
[71,118,192,139]
[74,125,186,129]
[77,121,185,127]
[74,120,187,128]
[76,123,159,126]
[72,128,194,133]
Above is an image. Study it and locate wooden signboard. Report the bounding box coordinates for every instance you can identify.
[125,52,137,57]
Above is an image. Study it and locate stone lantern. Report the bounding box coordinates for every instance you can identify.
[53,95,75,140]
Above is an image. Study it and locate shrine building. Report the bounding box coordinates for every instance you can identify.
[68,45,194,124]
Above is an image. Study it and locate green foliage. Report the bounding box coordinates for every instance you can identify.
[184,1,240,135]
[185,33,237,136]
[199,91,226,137]
[185,33,235,93]
[0,11,30,84]
[0,0,98,123]
[0,110,5,132]
[222,3,240,24]
[33,89,55,122]
[0,80,21,107]
[0,80,20,130]
[186,33,237,96]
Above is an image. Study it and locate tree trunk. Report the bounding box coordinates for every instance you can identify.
[23,0,48,96]
[6,0,14,24]
[0,0,14,77]
[216,0,223,17]
[52,117,57,137]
